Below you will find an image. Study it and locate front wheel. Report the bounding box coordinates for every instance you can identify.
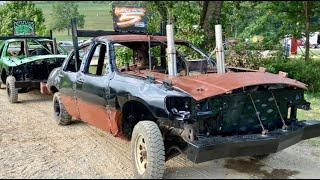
[53,92,72,125]
[6,76,18,103]
[131,121,165,179]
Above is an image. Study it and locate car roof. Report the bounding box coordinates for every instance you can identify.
[95,34,186,43]
[5,38,52,43]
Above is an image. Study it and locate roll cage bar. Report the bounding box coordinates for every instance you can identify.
[0,30,59,55]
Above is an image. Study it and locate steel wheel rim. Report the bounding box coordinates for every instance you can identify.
[135,134,148,175]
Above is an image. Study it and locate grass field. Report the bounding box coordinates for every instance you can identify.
[35,1,113,41]
[298,94,320,147]
[293,47,320,61]
[298,94,320,120]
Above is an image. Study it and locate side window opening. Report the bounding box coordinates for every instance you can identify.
[7,41,24,57]
[86,43,109,76]
[64,45,90,72]
[28,40,52,56]
[65,53,77,72]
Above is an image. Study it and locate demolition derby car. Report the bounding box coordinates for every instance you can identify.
[0,36,67,103]
[45,24,320,178]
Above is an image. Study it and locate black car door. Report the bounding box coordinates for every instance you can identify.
[59,45,90,119]
[75,42,113,132]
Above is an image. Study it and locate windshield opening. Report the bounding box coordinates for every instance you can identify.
[6,39,65,58]
[112,41,216,76]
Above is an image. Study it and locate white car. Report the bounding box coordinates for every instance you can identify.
[58,41,73,46]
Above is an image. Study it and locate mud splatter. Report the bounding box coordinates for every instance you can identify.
[224,157,299,179]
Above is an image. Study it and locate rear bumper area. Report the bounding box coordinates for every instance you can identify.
[15,81,49,94]
[186,120,320,163]
[15,81,43,89]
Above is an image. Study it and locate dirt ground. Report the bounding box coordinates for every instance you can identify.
[0,89,320,179]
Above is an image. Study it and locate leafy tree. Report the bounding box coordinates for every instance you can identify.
[253,1,320,61]
[112,1,319,62]
[50,2,85,35]
[0,1,47,36]
[144,1,206,49]
[221,1,320,60]
[200,1,224,50]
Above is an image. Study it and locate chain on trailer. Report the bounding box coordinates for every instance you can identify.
[270,91,289,131]
[248,93,269,136]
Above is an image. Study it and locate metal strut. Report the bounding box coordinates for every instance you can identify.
[248,94,268,136]
[270,91,288,131]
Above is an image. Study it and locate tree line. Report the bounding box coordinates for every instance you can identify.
[0,1,319,61]
[0,1,84,37]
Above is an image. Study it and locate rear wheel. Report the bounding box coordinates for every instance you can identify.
[131,121,165,179]
[6,76,18,103]
[53,92,72,125]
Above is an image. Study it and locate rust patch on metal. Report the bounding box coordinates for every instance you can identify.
[107,108,123,136]
[259,67,267,73]
[125,70,307,101]
[77,99,122,136]
[278,71,288,78]
[60,94,80,120]
[40,82,50,95]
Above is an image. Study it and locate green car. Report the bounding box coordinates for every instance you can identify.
[0,37,67,103]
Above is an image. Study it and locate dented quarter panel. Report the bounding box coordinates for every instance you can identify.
[108,72,189,119]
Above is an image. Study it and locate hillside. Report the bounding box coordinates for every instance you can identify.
[35,1,114,41]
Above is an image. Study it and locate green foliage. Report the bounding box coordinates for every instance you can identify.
[262,58,320,93]
[172,2,205,48]
[115,47,133,67]
[144,1,206,50]
[222,1,320,51]
[0,1,47,36]
[50,2,85,33]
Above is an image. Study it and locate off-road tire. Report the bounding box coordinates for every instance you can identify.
[53,92,72,125]
[6,76,18,103]
[131,121,165,179]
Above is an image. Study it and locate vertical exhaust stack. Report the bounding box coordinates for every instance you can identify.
[166,24,177,77]
[71,18,80,71]
[215,25,225,74]
[52,38,58,55]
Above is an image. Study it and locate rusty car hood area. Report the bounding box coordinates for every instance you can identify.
[125,71,307,101]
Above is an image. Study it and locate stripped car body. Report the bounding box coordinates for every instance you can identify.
[48,24,320,178]
[0,36,67,102]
